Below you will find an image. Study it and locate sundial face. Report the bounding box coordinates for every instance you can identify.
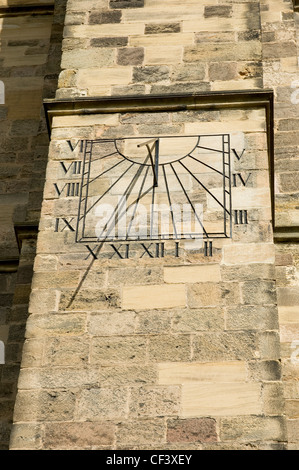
[75,134,232,245]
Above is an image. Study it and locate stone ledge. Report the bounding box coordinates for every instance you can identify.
[0,3,54,17]
[14,224,39,252]
[274,226,299,244]
[293,0,299,12]
[0,258,19,273]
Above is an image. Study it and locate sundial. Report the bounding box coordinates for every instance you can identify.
[75,134,232,248]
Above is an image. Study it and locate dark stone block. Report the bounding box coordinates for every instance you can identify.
[89,10,122,24]
[109,0,144,8]
[204,5,232,18]
[90,37,128,47]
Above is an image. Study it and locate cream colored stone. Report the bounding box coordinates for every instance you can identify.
[123,5,204,23]
[122,284,186,310]
[64,24,144,38]
[145,46,183,65]
[279,307,299,324]
[76,68,132,88]
[164,264,221,284]
[223,243,275,265]
[129,33,194,47]
[158,361,247,384]
[52,114,119,128]
[185,120,265,134]
[182,383,262,417]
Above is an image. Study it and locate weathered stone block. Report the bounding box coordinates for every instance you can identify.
[172,307,224,332]
[25,313,86,338]
[192,332,257,361]
[76,387,129,420]
[209,62,238,81]
[88,311,136,336]
[43,337,89,366]
[129,386,181,417]
[90,36,128,47]
[145,23,180,35]
[187,283,222,308]
[220,416,287,442]
[262,383,285,415]
[133,65,170,82]
[60,288,120,311]
[242,280,277,305]
[43,422,115,449]
[109,0,144,8]
[90,336,147,364]
[135,310,171,334]
[9,423,43,450]
[204,5,232,18]
[89,10,122,24]
[149,335,191,362]
[13,390,76,422]
[116,418,166,445]
[117,47,144,65]
[98,365,157,386]
[226,306,279,330]
[167,418,217,443]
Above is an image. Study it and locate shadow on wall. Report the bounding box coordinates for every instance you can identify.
[0,0,67,450]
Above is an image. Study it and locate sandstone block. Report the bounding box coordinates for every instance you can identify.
[98,365,157,386]
[158,361,247,385]
[145,23,180,34]
[129,386,181,417]
[13,390,76,422]
[220,416,287,442]
[61,48,115,69]
[164,264,221,284]
[133,65,170,82]
[122,284,186,310]
[204,5,232,18]
[192,332,257,361]
[43,336,89,366]
[171,307,224,332]
[9,423,43,450]
[29,289,60,314]
[76,387,129,420]
[116,418,166,445]
[149,335,191,362]
[135,310,171,334]
[117,47,144,65]
[89,10,122,24]
[242,280,277,305]
[60,288,120,311]
[43,422,115,449]
[223,243,275,265]
[25,314,86,338]
[88,311,136,336]
[187,283,222,308]
[167,418,217,443]
[262,383,286,415]
[90,336,147,364]
[182,383,262,417]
